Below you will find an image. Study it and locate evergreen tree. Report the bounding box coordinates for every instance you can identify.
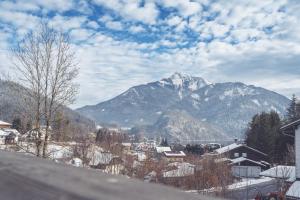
[12,117,22,132]
[286,94,300,122]
[160,138,168,146]
[245,111,282,163]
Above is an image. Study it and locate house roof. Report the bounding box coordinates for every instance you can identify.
[215,143,267,156]
[0,121,11,126]
[260,165,295,182]
[155,146,171,153]
[163,162,195,178]
[230,157,266,167]
[0,130,9,136]
[0,129,20,137]
[280,119,300,131]
[163,151,186,157]
[286,181,300,198]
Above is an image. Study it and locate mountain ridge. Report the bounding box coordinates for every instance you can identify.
[76,72,290,141]
[0,79,95,134]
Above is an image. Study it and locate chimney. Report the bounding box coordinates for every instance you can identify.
[234,138,238,144]
[296,127,300,180]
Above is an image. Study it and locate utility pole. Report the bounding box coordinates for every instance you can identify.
[246,168,249,200]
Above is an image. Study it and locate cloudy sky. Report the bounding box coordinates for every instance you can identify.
[0,0,300,108]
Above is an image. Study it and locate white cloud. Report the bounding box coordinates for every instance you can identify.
[49,15,87,31]
[1,0,300,108]
[29,0,75,13]
[86,21,99,29]
[166,16,183,27]
[128,25,145,33]
[105,21,123,31]
[70,28,94,41]
[159,0,202,17]
[93,0,159,24]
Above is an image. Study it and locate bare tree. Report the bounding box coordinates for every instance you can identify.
[11,22,78,157]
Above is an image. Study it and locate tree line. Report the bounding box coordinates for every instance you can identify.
[245,94,299,164]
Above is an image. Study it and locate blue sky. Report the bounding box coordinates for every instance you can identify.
[0,0,300,108]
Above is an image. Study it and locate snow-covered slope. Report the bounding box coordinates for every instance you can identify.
[77,73,290,140]
[175,82,289,137]
[143,110,231,143]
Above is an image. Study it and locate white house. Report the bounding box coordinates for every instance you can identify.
[0,128,20,145]
[155,146,171,154]
[163,162,195,178]
[281,119,300,200]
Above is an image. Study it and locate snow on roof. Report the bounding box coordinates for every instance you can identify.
[155,146,171,153]
[88,151,113,166]
[47,144,72,160]
[260,165,295,182]
[227,177,274,190]
[2,128,20,135]
[168,162,194,168]
[286,181,300,198]
[0,129,9,136]
[163,162,195,178]
[0,129,20,136]
[122,143,131,147]
[215,157,231,163]
[0,121,11,126]
[281,119,300,130]
[230,157,266,167]
[215,143,242,154]
[215,143,267,156]
[163,151,186,157]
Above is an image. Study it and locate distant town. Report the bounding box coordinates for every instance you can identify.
[1,111,300,199]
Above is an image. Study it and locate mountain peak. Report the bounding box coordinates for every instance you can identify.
[169,72,191,80]
[161,72,209,91]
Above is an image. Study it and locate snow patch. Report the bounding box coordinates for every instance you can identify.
[191,93,200,100]
[252,99,260,106]
[156,111,162,115]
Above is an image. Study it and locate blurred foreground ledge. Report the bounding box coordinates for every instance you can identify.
[0,150,223,200]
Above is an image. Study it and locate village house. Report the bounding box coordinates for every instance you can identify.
[0,120,20,145]
[22,125,52,142]
[162,151,186,163]
[89,151,124,175]
[0,120,12,129]
[280,119,300,200]
[121,142,132,154]
[260,165,296,190]
[213,140,270,178]
[162,162,195,189]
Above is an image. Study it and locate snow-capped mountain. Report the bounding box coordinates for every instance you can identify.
[77,72,290,141]
[77,72,208,127]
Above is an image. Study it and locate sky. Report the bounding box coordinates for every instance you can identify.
[0,0,300,108]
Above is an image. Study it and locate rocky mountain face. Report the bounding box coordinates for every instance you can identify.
[0,79,95,133]
[77,72,290,142]
[77,72,209,127]
[141,110,231,144]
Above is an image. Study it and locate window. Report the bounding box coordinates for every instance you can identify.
[242,153,247,157]
[234,153,239,157]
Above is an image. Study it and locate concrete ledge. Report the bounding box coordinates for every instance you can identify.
[0,150,221,200]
